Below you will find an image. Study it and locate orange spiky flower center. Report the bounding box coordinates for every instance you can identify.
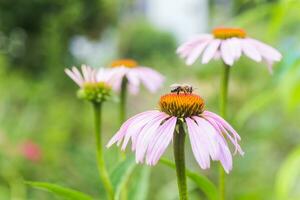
[213,27,246,39]
[159,93,205,118]
[111,59,138,68]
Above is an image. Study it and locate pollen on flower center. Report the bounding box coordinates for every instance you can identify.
[159,93,205,118]
[111,59,138,68]
[213,27,246,39]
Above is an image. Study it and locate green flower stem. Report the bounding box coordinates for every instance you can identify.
[93,103,114,200]
[173,121,188,200]
[120,78,128,124]
[219,64,231,200]
[120,77,128,200]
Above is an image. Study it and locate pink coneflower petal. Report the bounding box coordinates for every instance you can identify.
[241,39,262,62]
[121,111,162,150]
[126,70,141,95]
[186,118,211,169]
[203,115,243,155]
[230,38,242,60]
[202,39,221,64]
[65,68,83,87]
[217,139,232,173]
[265,59,274,74]
[248,38,282,61]
[146,117,177,165]
[186,39,211,65]
[107,92,243,172]
[81,65,90,82]
[105,63,164,95]
[65,65,108,90]
[71,67,84,83]
[106,110,160,148]
[177,28,282,69]
[221,40,235,66]
[136,67,165,93]
[203,111,241,141]
[202,111,244,156]
[135,113,169,162]
[193,116,220,160]
[177,34,213,55]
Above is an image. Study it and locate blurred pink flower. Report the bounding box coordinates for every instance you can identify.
[107,59,165,95]
[65,65,111,87]
[177,27,282,72]
[22,141,41,162]
[107,93,243,173]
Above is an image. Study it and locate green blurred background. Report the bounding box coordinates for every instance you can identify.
[0,0,300,199]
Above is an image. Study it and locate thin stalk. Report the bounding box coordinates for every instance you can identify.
[173,122,188,200]
[219,64,231,200]
[93,103,114,200]
[120,77,127,124]
[119,79,128,200]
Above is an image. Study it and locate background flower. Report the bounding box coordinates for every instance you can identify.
[21,141,42,162]
[107,59,165,95]
[65,65,112,103]
[177,27,282,72]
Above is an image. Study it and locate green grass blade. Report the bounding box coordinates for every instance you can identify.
[110,155,136,200]
[26,181,93,200]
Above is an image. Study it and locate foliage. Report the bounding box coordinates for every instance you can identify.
[118,20,177,62]
[0,0,299,200]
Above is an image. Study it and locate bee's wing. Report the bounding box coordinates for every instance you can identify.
[170,83,181,89]
[182,83,192,87]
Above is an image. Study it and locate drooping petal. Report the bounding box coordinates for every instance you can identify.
[134,113,169,163]
[193,116,220,160]
[106,110,160,148]
[176,34,213,54]
[185,39,212,65]
[265,59,274,74]
[65,68,83,87]
[121,110,162,150]
[203,111,240,140]
[220,40,235,66]
[186,118,211,169]
[146,117,177,165]
[248,38,282,62]
[135,67,165,93]
[202,115,244,155]
[241,39,262,62]
[228,38,242,61]
[202,39,221,64]
[202,111,244,156]
[217,139,233,173]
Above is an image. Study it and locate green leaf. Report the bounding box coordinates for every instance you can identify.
[110,155,136,200]
[128,166,151,200]
[160,158,218,200]
[275,146,300,200]
[26,181,93,200]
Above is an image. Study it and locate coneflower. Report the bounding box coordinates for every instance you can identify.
[107,59,165,124]
[177,27,282,72]
[177,27,282,200]
[65,65,114,200]
[107,88,243,200]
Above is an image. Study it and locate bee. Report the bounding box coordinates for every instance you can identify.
[170,84,194,95]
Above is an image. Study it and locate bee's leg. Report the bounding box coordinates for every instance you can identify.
[177,90,180,95]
